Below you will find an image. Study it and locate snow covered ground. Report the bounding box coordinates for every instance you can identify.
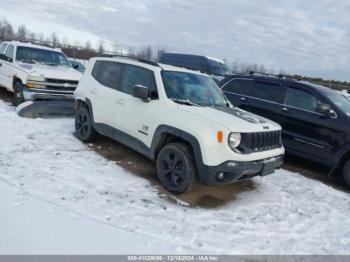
[0,99,349,254]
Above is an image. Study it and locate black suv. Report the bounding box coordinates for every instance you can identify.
[220,73,350,188]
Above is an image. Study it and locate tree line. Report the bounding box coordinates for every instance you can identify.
[0,18,348,89]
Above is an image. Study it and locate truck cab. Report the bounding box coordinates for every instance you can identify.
[0,41,82,105]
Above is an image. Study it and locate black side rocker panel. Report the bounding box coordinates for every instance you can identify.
[81,98,208,182]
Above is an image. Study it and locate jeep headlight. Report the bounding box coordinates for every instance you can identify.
[27,75,45,82]
[228,132,241,149]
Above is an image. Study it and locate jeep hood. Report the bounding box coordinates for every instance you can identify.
[179,105,281,132]
[19,63,82,81]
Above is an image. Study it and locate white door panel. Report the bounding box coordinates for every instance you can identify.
[113,92,159,147]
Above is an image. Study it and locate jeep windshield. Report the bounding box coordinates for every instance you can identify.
[208,59,230,76]
[162,71,228,107]
[16,46,70,67]
[328,92,350,117]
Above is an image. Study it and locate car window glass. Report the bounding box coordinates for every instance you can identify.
[121,65,157,96]
[96,61,122,90]
[5,44,14,60]
[92,61,103,81]
[251,82,285,103]
[222,79,252,95]
[0,43,8,54]
[285,87,322,112]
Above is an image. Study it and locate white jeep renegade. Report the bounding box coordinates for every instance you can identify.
[0,41,82,105]
[74,56,285,193]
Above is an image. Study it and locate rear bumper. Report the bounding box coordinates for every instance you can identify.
[22,87,75,101]
[201,155,284,186]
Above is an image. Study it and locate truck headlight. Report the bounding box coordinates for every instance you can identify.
[27,75,45,82]
[228,132,241,149]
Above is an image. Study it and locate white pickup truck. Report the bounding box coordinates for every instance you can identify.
[0,41,82,105]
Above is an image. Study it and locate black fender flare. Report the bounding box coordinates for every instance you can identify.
[76,98,95,121]
[150,125,207,181]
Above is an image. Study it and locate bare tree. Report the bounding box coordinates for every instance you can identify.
[62,36,69,47]
[16,25,27,41]
[112,42,119,54]
[51,32,60,47]
[0,20,14,41]
[28,32,36,41]
[126,46,136,57]
[156,47,166,62]
[85,40,92,50]
[98,40,105,54]
[137,45,153,60]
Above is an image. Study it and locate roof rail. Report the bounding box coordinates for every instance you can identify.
[98,54,160,67]
[247,71,297,81]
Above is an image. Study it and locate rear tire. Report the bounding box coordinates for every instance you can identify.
[13,81,24,106]
[342,159,350,189]
[156,143,198,194]
[75,106,98,142]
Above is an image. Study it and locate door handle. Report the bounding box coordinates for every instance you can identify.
[281,107,289,112]
[0,63,2,67]
[240,97,247,102]
[90,88,98,95]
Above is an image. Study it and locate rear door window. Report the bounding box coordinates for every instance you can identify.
[92,61,123,90]
[121,65,157,97]
[222,79,253,95]
[285,87,322,112]
[250,81,285,103]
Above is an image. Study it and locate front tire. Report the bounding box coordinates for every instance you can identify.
[13,81,24,106]
[342,159,350,189]
[75,106,98,142]
[156,143,197,194]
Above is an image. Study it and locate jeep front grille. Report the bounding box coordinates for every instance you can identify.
[238,131,282,153]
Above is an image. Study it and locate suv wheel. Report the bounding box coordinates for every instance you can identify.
[13,81,24,106]
[75,106,98,142]
[342,159,350,189]
[156,143,197,194]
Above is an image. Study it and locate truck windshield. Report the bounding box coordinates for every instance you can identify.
[162,71,228,107]
[328,92,350,117]
[208,59,230,76]
[16,46,70,67]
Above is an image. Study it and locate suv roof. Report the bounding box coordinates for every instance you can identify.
[221,73,333,95]
[94,56,210,76]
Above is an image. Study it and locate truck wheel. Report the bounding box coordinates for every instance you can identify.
[342,159,350,189]
[75,106,98,142]
[156,143,197,194]
[13,81,24,106]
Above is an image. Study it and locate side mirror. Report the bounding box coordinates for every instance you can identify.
[132,84,150,102]
[0,54,13,62]
[72,63,79,69]
[0,54,6,61]
[316,103,331,116]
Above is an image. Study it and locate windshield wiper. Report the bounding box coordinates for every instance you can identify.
[170,98,203,107]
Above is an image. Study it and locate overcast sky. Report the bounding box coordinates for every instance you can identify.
[0,0,349,81]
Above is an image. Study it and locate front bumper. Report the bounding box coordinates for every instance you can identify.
[22,86,75,101]
[201,155,284,186]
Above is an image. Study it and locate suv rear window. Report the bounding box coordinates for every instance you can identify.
[92,61,122,90]
[250,81,285,103]
[222,79,252,95]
